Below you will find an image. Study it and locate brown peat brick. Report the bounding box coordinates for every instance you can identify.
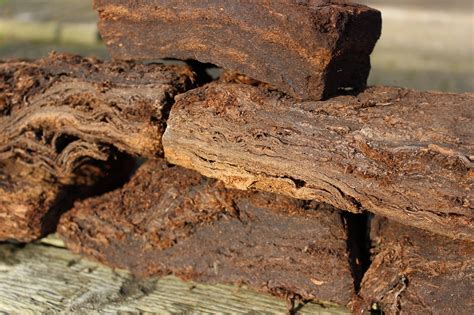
[163,83,474,241]
[94,0,381,100]
[356,217,474,315]
[0,154,133,242]
[58,159,355,306]
[0,53,195,241]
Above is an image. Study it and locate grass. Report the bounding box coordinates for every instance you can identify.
[0,40,108,60]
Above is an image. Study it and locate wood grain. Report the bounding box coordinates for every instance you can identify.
[163,83,474,241]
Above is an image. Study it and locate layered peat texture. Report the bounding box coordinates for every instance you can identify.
[0,53,195,241]
[356,217,474,314]
[0,154,135,242]
[94,0,381,100]
[163,83,474,241]
[58,159,354,305]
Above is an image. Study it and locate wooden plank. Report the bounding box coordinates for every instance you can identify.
[0,239,349,314]
[58,159,355,306]
[0,53,195,242]
[162,83,474,241]
[94,0,381,100]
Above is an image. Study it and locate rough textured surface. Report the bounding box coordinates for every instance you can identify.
[0,53,195,241]
[356,217,474,315]
[0,154,133,243]
[58,159,354,306]
[0,53,195,164]
[0,240,349,314]
[94,0,381,100]
[163,83,474,241]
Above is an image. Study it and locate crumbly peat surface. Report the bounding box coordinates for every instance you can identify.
[0,53,196,241]
[163,83,474,241]
[58,159,355,306]
[356,216,474,314]
[94,0,381,100]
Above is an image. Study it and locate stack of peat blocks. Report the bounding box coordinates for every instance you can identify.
[0,1,472,314]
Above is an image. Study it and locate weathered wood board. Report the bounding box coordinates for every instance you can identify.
[0,237,349,314]
[163,83,474,241]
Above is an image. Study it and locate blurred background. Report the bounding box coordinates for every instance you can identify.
[0,0,472,93]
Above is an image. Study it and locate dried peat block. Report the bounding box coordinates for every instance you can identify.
[163,83,474,241]
[0,53,195,165]
[356,217,474,315]
[94,0,381,100]
[0,155,133,242]
[58,159,354,305]
[0,53,195,241]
